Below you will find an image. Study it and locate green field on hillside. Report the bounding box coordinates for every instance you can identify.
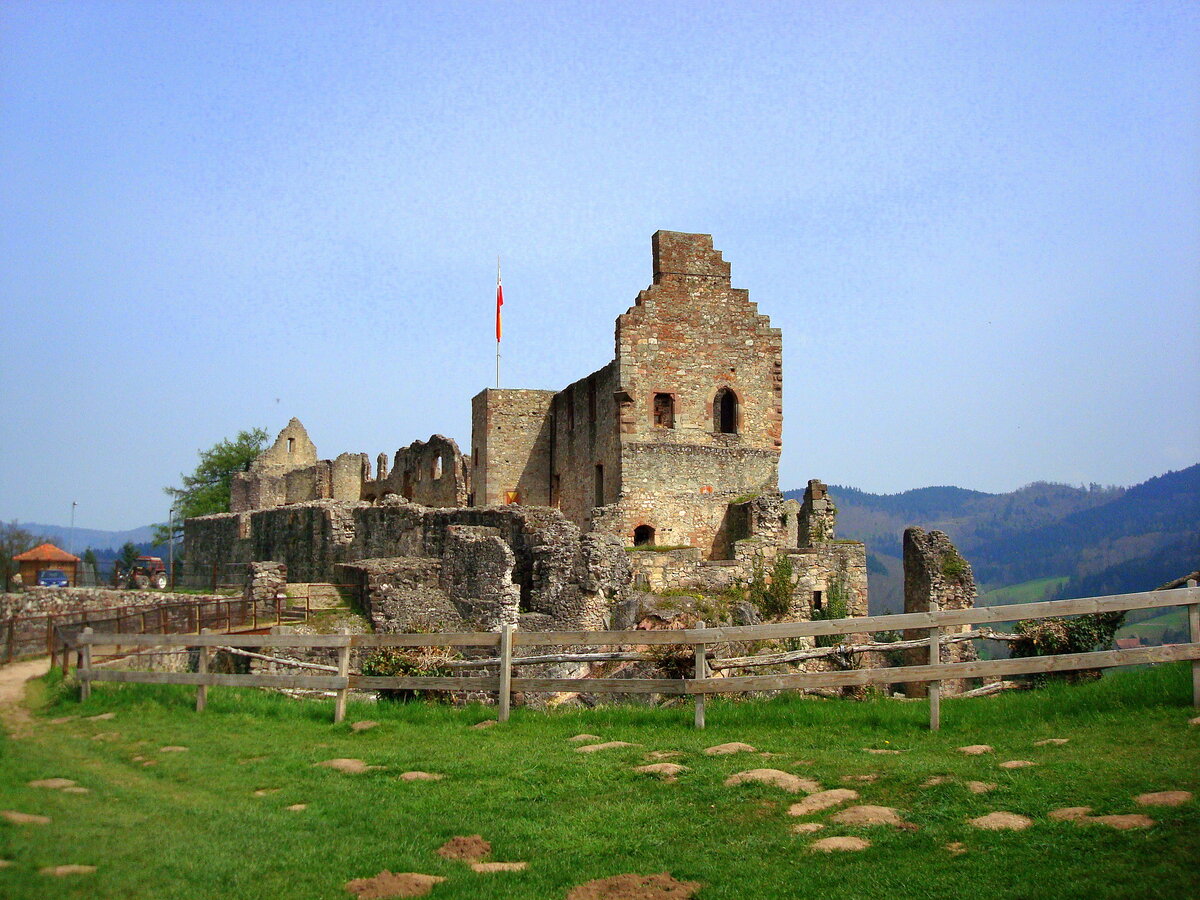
[1,666,1198,899]
[1118,609,1189,645]
[978,576,1070,606]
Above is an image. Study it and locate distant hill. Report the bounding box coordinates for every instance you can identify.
[13,522,165,555]
[787,464,1199,614]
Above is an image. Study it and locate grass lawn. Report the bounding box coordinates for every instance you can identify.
[1,664,1197,899]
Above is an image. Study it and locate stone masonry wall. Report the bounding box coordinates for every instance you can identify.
[471,389,556,507]
[606,231,783,556]
[187,499,631,633]
[901,527,978,697]
[548,362,622,530]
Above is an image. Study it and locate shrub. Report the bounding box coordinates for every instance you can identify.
[1010,611,1126,685]
[360,647,455,703]
[813,562,851,648]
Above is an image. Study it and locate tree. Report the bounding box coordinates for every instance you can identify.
[1,520,48,591]
[118,542,140,571]
[156,428,268,544]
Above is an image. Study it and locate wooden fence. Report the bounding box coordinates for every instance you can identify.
[42,595,312,673]
[71,584,1200,730]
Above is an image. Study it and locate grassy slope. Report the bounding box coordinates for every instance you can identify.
[1,667,1198,900]
[978,576,1070,607]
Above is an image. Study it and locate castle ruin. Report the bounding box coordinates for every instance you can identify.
[185,231,868,634]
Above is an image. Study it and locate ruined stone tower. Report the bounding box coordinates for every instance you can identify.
[472,231,783,558]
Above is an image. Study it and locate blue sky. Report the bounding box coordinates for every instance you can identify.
[2,1,1197,530]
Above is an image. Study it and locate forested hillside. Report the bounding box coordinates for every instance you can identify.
[792,464,1199,613]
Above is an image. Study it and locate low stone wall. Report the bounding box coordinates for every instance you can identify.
[1,587,227,621]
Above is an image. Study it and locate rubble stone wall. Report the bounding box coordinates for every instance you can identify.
[902,526,978,696]
[187,499,631,634]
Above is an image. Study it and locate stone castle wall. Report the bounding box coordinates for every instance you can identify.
[471,389,555,507]
[185,499,631,633]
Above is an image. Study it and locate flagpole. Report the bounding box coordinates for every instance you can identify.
[496,255,501,389]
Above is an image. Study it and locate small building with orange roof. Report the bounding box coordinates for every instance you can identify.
[12,543,80,587]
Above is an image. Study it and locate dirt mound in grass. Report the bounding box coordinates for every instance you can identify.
[999,760,1036,769]
[287,804,307,812]
[831,805,909,827]
[644,751,682,761]
[400,771,444,782]
[470,720,497,730]
[787,789,858,816]
[85,712,116,721]
[565,872,702,899]
[61,786,89,794]
[966,781,997,794]
[351,721,379,732]
[160,746,188,753]
[704,742,756,755]
[569,734,602,742]
[863,748,903,755]
[842,774,879,784]
[436,835,491,862]
[634,763,689,781]
[577,741,638,753]
[969,812,1032,831]
[39,864,96,876]
[811,836,870,852]
[344,871,446,898]
[29,778,76,790]
[472,861,527,872]
[1135,791,1192,807]
[316,758,384,774]
[1034,738,1069,746]
[958,744,993,755]
[1049,807,1093,821]
[1086,814,1153,830]
[791,823,825,834]
[724,769,819,793]
[2,810,50,825]
[945,842,967,855]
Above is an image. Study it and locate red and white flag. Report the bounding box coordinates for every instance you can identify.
[496,266,504,343]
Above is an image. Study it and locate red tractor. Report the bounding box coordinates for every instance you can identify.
[115,556,168,590]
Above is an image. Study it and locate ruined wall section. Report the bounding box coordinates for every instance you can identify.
[471,389,555,507]
[607,231,783,556]
[361,435,469,509]
[231,418,319,513]
[797,480,836,546]
[548,362,621,530]
[902,526,978,697]
[185,500,630,633]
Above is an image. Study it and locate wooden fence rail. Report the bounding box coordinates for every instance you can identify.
[71,584,1200,730]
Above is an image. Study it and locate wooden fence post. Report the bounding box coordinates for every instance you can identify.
[498,625,513,723]
[333,630,350,724]
[929,618,941,731]
[693,621,707,730]
[79,627,93,701]
[1188,579,1198,709]
[196,630,210,713]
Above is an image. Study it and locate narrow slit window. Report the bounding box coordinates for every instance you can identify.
[653,393,675,428]
[594,464,604,508]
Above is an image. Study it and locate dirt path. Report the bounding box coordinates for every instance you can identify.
[0,657,52,738]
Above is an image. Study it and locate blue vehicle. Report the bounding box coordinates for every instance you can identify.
[37,569,69,587]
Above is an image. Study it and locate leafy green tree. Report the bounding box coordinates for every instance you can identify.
[1,520,48,590]
[156,428,267,544]
[118,542,140,570]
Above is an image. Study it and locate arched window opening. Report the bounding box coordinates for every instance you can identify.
[633,524,656,547]
[714,387,738,434]
[287,437,295,454]
[432,456,443,480]
[653,393,675,428]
